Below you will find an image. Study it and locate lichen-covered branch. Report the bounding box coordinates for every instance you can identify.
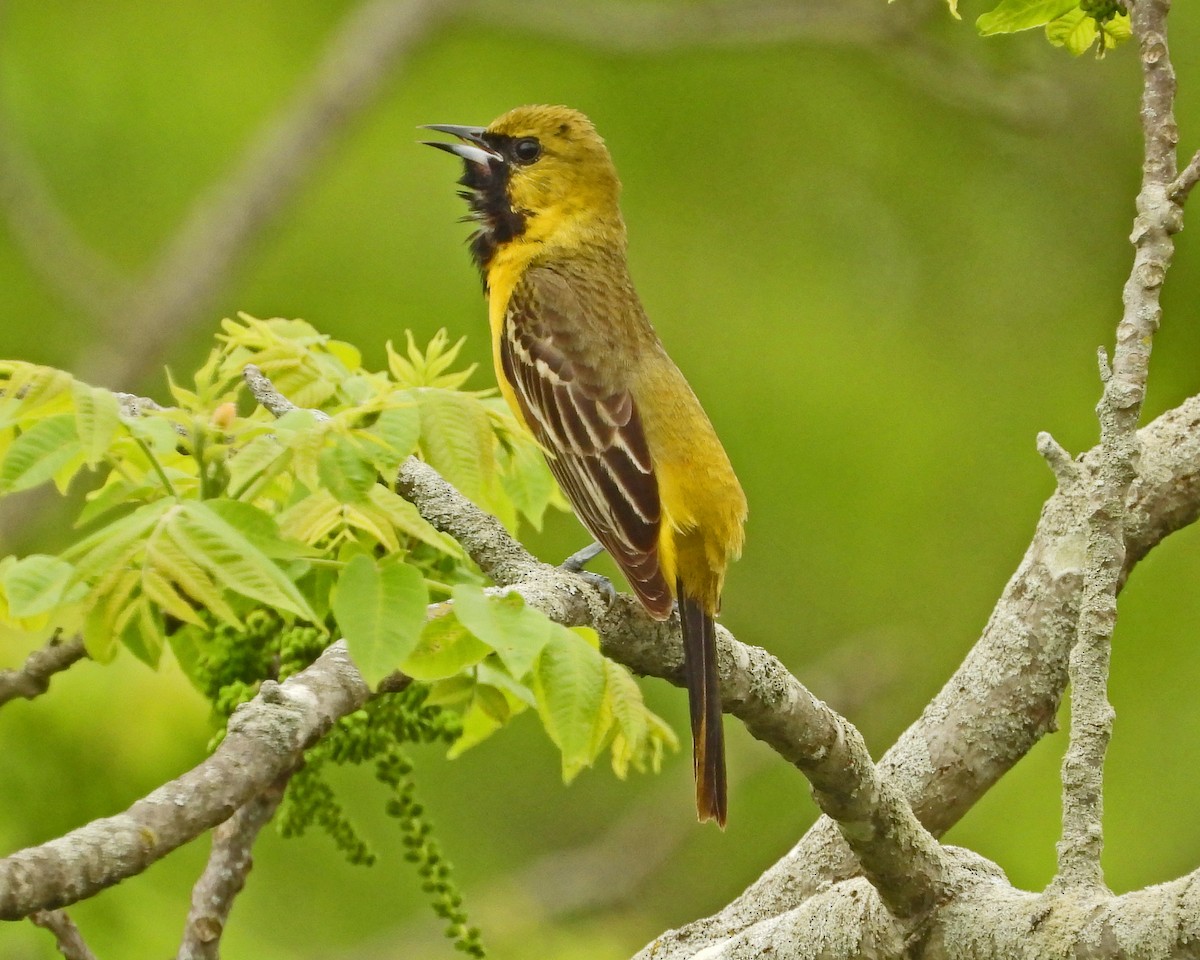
[29,908,98,960]
[0,634,86,708]
[0,643,369,919]
[638,393,1200,957]
[177,774,293,960]
[1054,0,1179,893]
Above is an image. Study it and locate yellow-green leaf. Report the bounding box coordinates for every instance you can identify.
[532,629,610,783]
[71,382,121,466]
[171,501,318,621]
[451,585,556,679]
[0,415,81,494]
[2,555,85,618]
[977,0,1075,34]
[402,611,491,681]
[333,555,428,686]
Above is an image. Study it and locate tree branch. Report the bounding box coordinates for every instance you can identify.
[0,643,369,919]
[1053,0,1179,893]
[177,773,293,960]
[637,393,1200,956]
[29,909,98,960]
[0,634,86,708]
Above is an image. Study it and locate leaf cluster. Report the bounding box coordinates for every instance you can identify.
[0,314,675,785]
[921,0,1132,55]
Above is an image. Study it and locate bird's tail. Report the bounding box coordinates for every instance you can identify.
[678,579,727,827]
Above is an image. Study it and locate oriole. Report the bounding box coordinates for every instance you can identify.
[424,105,746,826]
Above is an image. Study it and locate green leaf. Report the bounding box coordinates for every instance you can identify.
[977,0,1075,34]
[365,486,462,555]
[3,555,85,618]
[333,555,428,686]
[450,585,556,679]
[119,597,164,667]
[367,405,421,466]
[604,660,650,779]
[413,389,495,508]
[318,436,378,503]
[401,610,491,681]
[1045,6,1129,55]
[204,498,314,560]
[1045,6,1097,53]
[66,500,171,580]
[425,674,475,708]
[277,489,343,546]
[0,415,81,494]
[171,501,318,621]
[446,684,509,758]
[81,567,141,662]
[125,414,180,456]
[227,434,289,498]
[532,629,610,783]
[498,431,560,532]
[0,362,74,427]
[140,566,204,627]
[71,382,121,466]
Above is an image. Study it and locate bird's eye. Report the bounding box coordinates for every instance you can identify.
[512,138,542,164]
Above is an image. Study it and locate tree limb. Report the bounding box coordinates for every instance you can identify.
[637,392,1200,956]
[0,643,369,919]
[29,909,98,960]
[1053,0,1178,894]
[176,773,293,960]
[0,634,86,708]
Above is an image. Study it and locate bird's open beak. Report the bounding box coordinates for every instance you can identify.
[420,123,503,166]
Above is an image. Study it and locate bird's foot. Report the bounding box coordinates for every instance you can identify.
[560,541,615,605]
[562,540,604,572]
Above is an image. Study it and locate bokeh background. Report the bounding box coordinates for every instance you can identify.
[2,1,1199,957]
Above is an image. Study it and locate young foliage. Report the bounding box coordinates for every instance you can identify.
[0,315,674,787]
[974,0,1131,54]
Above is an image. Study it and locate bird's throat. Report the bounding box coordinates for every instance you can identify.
[458,158,527,284]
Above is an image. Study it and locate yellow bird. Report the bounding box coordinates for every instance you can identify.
[424,105,746,826]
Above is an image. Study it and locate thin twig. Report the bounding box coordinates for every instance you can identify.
[29,909,99,960]
[177,774,293,960]
[1168,148,1200,203]
[0,634,86,708]
[1052,0,1179,894]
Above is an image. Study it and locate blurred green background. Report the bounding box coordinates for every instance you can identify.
[2,1,1199,957]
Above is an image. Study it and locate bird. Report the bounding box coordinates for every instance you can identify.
[423,105,746,826]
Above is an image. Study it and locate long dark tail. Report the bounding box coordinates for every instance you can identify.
[678,579,727,827]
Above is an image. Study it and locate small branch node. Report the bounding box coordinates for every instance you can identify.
[1168,148,1200,204]
[1096,346,1112,383]
[1036,432,1080,489]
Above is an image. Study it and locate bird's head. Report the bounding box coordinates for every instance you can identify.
[423,105,623,276]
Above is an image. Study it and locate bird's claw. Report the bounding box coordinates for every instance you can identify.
[560,541,615,604]
[569,568,617,606]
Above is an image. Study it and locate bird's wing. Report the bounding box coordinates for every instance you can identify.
[501,266,673,617]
